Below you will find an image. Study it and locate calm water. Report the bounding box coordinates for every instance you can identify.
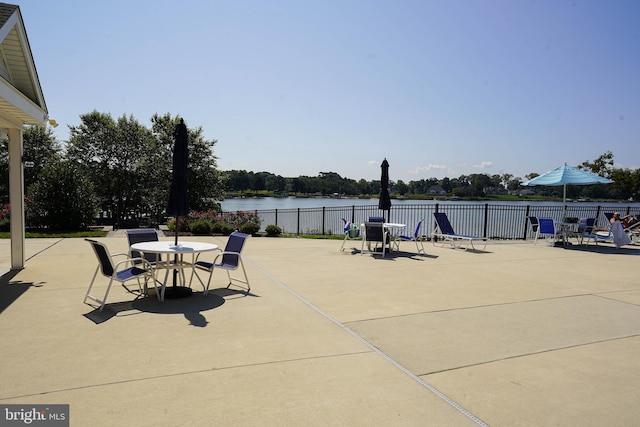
[220,197,640,238]
[220,196,640,211]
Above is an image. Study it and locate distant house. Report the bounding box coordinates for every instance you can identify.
[483,186,508,195]
[0,3,49,269]
[428,185,447,196]
[518,189,536,196]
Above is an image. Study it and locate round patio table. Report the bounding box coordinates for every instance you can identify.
[130,241,219,301]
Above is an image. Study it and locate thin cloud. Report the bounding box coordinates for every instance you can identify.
[408,164,453,177]
[473,161,494,170]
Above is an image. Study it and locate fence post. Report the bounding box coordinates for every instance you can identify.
[483,203,489,238]
[322,206,326,235]
[351,205,355,223]
[275,209,278,229]
[524,205,531,240]
[297,207,300,235]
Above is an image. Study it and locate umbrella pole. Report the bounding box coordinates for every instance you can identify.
[173,215,179,288]
[165,214,192,298]
[563,185,567,220]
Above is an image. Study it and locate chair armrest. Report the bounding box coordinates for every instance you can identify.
[114,257,152,271]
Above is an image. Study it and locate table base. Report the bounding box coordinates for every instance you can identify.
[163,285,193,299]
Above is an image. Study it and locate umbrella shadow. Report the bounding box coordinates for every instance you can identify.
[351,247,439,260]
[563,243,640,255]
[83,292,226,326]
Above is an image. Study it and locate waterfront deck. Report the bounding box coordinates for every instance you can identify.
[1,236,639,426]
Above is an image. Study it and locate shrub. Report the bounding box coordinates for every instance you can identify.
[240,221,260,236]
[167,217,189,232]
[211,221,234,235]
[190,219,212,235]
[265,224,282,237]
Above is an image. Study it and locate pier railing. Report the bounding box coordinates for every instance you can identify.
[232,203,640,240]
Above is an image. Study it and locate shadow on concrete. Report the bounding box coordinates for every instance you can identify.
[0,269,45,314]
[564,244,640,255]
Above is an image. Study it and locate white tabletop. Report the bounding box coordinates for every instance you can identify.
[130,241,218,254]
[384,223,406,229]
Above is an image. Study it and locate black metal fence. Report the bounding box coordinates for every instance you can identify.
[239,203,640,240]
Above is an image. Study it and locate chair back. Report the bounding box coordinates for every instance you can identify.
[528,216,539,232]
[433,212,455,235]
[413,220,424,239]
[364,222,385,242]
[368,216,385,223]
[86,239,114,277]
[538,218,555,235]
[126,229,160,263]
[576,218,596,234]
[221,232,250,267]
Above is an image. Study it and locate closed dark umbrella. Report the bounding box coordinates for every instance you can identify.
[165,118,191,298]
[378,158,391,222]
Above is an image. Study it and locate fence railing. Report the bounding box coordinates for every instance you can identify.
[234,203,640,240]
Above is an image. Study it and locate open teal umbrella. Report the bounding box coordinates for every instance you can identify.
[522,163,613,217]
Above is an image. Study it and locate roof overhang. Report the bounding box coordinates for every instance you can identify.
[0,3,47,128]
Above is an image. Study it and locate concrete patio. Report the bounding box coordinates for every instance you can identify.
[1,234,639,426]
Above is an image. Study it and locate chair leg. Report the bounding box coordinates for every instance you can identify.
[83,268,115,311]
[84,266,100,306]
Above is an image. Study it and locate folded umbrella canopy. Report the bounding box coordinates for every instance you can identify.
[522,163,613,217]
[378,158,391,222]
[165,118,190,297]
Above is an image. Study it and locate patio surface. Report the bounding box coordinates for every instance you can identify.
[1,234,639,426]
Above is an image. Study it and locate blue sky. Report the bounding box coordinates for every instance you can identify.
[18,0,640,182]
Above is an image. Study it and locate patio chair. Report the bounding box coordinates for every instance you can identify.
[84,239,153,311]
[527,216,540,243]
[536,218,563,246]
[431,212,487,251]
[191,232,250,295]
[361,221,389,257]
[126,229,161,265]
[368,216,385,223]
[340,218,360,252]
[569,218,597,245]
[398,219,426,255]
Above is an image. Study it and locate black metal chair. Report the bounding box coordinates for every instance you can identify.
[84,239,152,311]
[361,222,389,257]
[191,232,251,295]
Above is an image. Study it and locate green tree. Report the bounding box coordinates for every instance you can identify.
[28,159,97,230]
[580,151,614,177]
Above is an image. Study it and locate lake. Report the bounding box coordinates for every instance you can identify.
[219,196,640,239]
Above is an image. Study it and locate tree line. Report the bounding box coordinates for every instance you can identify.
[0,109,637,232]
[0,111,224,230]
[225,152,640,201]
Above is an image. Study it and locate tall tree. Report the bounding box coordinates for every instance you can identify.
[66,111,151,225]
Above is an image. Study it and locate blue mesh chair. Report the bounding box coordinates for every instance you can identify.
[570,218,597,245]
[399,219,425,255]
[84,239,153,311]
[126,229,161,265]
[191,232,250,295]
[432,212,487,251]
[536,218,561,246]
